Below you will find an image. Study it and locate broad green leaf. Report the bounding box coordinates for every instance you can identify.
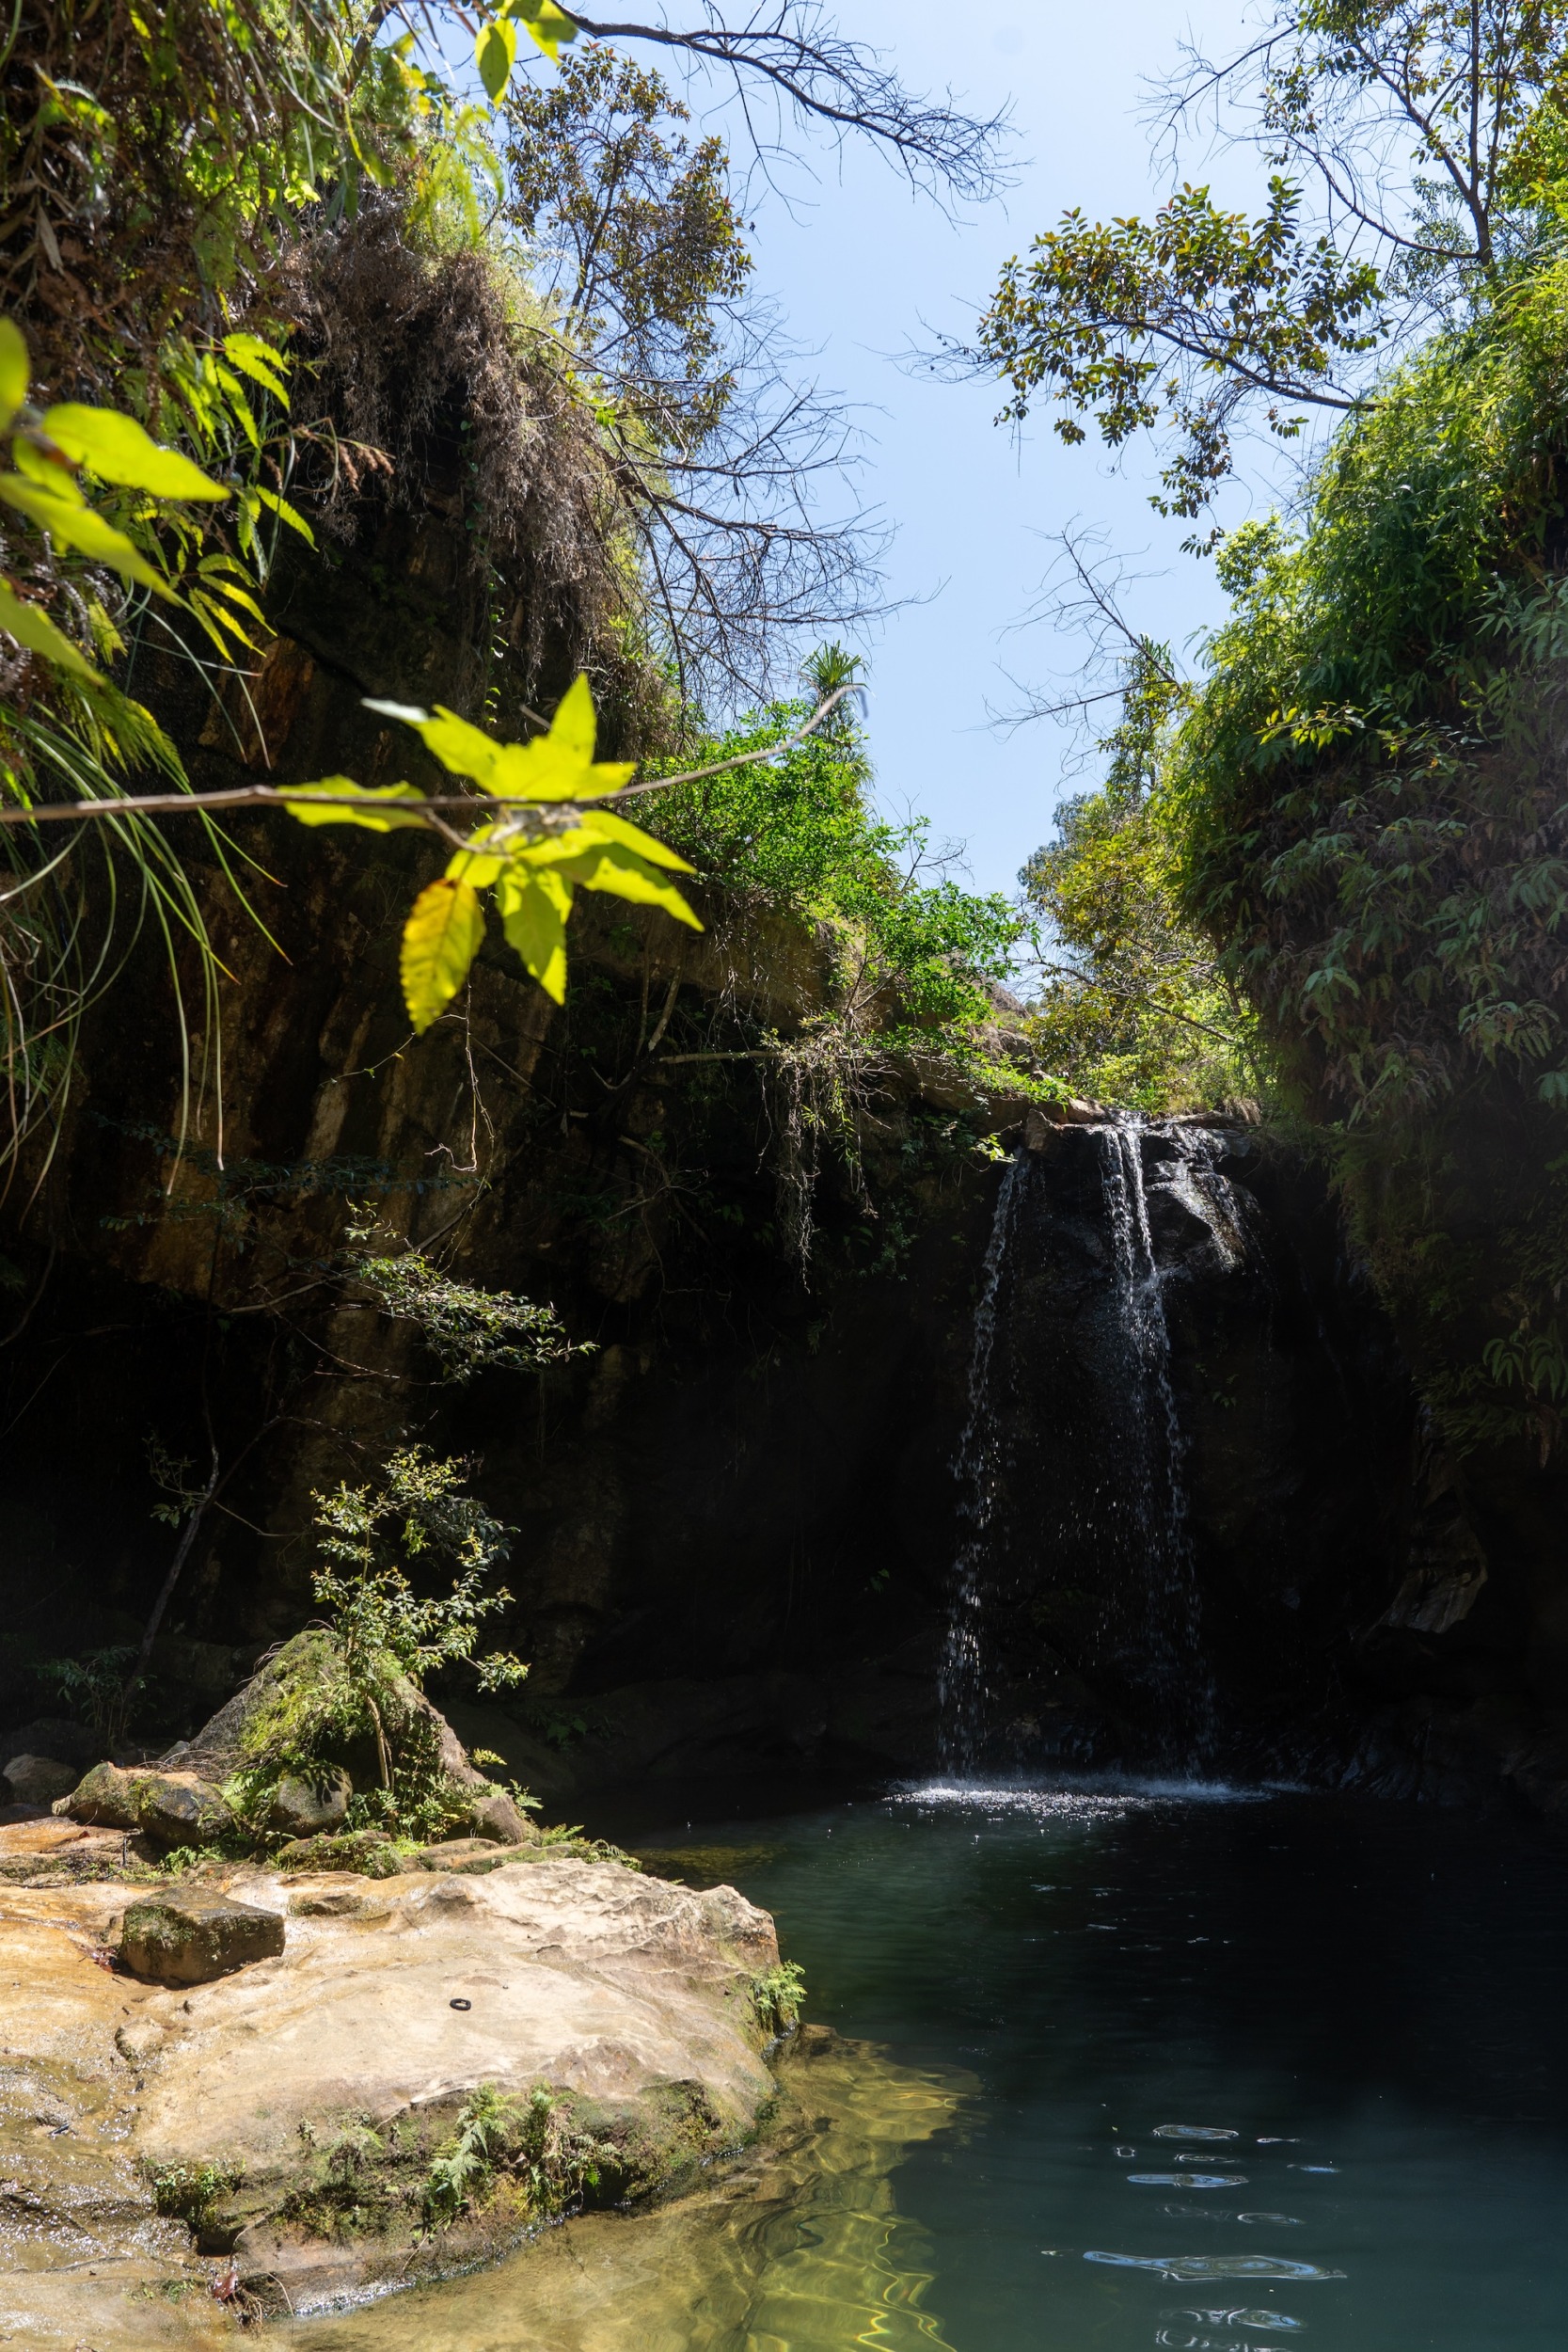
[13,435,84,501]
[0,576,97,679]
[550,838,703,929]
[573,806,695,871]
[0,477,174,596]
[475,13,517,101]
[498,864,571,1002]
[402,875,486,1031]
[507,0,578,61]
[41,405,228,501]
[545,670,595,763]
[0,318,28,436]
[254,484,315,545]
[222,333,290,404]
[281,779,429,832]
[364,674,634,802]
[446,845,508,888]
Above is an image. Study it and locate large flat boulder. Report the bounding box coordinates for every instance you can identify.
[0,1850,782,2335]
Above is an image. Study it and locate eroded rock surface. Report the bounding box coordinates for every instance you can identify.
[0,1828,781,2346]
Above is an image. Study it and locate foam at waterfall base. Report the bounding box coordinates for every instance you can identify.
[893,1775,1273,1820]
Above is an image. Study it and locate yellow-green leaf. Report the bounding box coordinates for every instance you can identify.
[281,779,429,833]
[0,576,97,679]
[498,864,571,1002]
[402,875,486,1031]
[553,838,703,930]
[13,435,84,501]
[363,673,635,802]
[507,0,578,61]
[445,845,508,888]
[41,405,228,501]
[545,671,595,763]
[254,485,315,545]
[475,13,517,101]
[0,317,28,436]
[0,477,174,596]
[222,332,290,404]
[190,587,265,653]
[573,806,695,871]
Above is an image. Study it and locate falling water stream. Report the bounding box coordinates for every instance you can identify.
[942,1120,1226,1770]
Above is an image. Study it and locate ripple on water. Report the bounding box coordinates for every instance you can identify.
[1166,2311,1305,2332]
[1085,2253,1345,2281]
[1130,2174,1249,2188]
[1154,2125,1242,2141]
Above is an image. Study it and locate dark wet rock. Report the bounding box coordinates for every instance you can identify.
[119,1888,285,1984]
[135,1773,233,1847]
[465,1786,536,1844]
[266,1767,350,1837]
[2,1753,81,1807]
[0,1717,101,1769]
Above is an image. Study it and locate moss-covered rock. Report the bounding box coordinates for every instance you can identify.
[275,1829,405,1875]
[56,1762,233,1847]
[267,1766,351,1837]
[120,1889,285,1984]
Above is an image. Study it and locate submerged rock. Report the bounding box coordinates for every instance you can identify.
[119,1888,286,1985]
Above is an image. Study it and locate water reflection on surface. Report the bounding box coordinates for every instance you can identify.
[296,1777,1568,2350]
[294,2039,967,2352]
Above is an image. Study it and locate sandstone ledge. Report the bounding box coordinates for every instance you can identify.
[0,1836,782,2345]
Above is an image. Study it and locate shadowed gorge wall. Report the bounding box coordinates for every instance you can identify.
[5,295,1568,1824]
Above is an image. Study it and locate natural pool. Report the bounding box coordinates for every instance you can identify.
[301,1778,1568,2352]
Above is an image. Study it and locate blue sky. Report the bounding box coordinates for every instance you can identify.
[685,0,1270,898]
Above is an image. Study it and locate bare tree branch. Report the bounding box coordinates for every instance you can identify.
[558,0,1012,202]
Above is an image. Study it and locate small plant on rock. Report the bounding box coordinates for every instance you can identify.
[232,1449,528,1843]
[750,1961,806,2038]
[421,2083,620,2230]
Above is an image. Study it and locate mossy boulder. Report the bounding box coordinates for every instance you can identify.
[275,1829,405,1876]
[268,1767,351,1838]
[120,1888,285,1984]
[163,1629,507,1843]
[56,1761,233,1847]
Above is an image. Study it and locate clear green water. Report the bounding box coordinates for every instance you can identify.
[304,1777,1568,2351]
[636,1778,1568,2352]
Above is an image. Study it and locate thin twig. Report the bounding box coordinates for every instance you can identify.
[0,689,856,830]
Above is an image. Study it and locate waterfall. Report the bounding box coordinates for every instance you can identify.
[939,1117,1230,1774]
[938,1152,1023,1771]
[1094,1120,1215,1756]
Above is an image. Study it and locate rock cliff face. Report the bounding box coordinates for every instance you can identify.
[950,1114,1568,1814]
[1,325,1565,1816]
